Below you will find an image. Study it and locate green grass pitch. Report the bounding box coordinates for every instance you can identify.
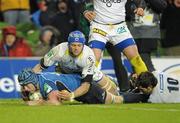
[0,99,180,123]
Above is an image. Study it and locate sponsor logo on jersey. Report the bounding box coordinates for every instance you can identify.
[93,28,107,36]
[47,50,54,58]
[117,26,127,34]
[87,56,95,73]
[100,0,121,7]
[44,83,53,94]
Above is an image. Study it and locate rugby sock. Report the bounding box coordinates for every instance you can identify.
[130,55,148,75]
[95,60,100,67]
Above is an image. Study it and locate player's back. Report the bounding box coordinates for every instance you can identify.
[148,71,180,103]
[38,72,82,99]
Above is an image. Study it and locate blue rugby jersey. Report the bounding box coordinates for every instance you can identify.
[37,72,81,99]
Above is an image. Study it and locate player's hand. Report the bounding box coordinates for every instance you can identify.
[59,90,74,101]
[129,73,138,88]
[84,10,96,22]
[134,8,144,16]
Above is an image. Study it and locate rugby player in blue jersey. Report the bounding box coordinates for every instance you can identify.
[18,68,123,105]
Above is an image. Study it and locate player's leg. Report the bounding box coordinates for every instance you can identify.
[92,48,103,66]
[89,41,105,67]
[135,38,157,72]
[93,68,119,95]
[112,23,148,75]
[106,42,129,91]
[88,22,108,67]
[105,92,123,104]
[123,44,147,75]
[99,75,119,95]
[75,83,123,104]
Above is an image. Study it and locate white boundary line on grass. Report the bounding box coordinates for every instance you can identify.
[79,105,180,112]
[1,101,180,112]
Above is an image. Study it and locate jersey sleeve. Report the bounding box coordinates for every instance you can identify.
[81,55,96,83]
[42,80,58,99]
[41,45,61,68]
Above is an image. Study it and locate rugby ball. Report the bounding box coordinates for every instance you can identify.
[29,92,42,100]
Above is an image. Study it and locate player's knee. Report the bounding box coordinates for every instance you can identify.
[89,40,106,50]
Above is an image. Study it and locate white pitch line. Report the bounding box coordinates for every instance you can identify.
[77,105,180,112]
[1,101,180,112]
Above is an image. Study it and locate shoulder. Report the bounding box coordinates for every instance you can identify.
[81,52,95,69]
[83,45,95,56]
[82,46,95,61]
[49,42,68,55]
[60,42,68,46]
[54,42,67,47]
[54,42,68,50]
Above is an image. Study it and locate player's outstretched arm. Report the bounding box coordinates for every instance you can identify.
[59,82,90,101]
[33,64,43,73]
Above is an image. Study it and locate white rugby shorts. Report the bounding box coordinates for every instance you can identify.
[89,21,135,51]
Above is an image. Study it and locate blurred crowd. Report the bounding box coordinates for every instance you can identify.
[0,0,180,57]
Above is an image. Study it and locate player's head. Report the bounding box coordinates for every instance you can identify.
[135,71,158,94]
[18,68,38,92]
[68,30,86,56]
[68,30,86,45]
